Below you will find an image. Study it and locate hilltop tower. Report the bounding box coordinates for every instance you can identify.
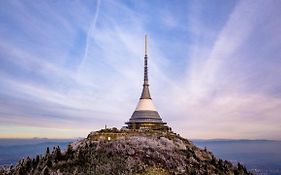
[126,35,167,129]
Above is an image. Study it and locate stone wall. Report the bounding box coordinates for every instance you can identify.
[87,128,178,142]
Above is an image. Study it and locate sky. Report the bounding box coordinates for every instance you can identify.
[0,0,281,139]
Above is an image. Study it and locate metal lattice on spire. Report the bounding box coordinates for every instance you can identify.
[144,35,148,84]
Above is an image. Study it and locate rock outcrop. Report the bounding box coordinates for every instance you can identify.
[0,129,252,175]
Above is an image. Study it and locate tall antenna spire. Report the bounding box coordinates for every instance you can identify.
[141,35,151,99]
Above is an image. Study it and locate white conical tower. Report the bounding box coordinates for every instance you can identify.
[126,35,166,129]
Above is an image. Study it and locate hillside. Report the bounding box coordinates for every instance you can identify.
[0,128,252,175]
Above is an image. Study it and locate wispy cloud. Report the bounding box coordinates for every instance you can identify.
[0,0,280,139]
[164,0,281,139]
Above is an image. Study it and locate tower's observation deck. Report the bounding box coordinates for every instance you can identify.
[126,36,167,129]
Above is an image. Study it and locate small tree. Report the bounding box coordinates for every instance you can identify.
[35,155,40,165]
[25,157,32,172]
[46,158,52,168]
[65,145,74,160]
[218,159,224,171]
[54,146,62,161]
[46,147,50,155]
[237,162,247,172]
[32,158,36,167]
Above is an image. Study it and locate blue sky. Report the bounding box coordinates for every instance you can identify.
[0,0,280,139]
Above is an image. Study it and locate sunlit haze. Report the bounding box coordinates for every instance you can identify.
[0,0,281,139]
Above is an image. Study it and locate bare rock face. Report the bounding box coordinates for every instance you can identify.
[0,129,253,175]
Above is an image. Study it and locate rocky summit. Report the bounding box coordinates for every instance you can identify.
[0,128,252,175]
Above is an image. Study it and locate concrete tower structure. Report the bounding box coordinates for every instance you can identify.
[126,35,167,129]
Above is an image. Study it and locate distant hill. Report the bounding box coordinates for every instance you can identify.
[0,129,252,175]
[0,139,74,166]
[193,139,281,175]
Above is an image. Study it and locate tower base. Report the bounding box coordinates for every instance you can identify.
[125,122,168,130]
